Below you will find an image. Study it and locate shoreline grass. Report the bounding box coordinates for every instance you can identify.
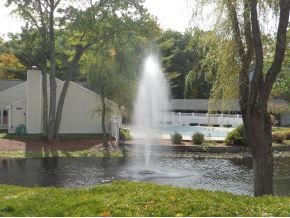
[0,181,290,216]
[0,150,124,159]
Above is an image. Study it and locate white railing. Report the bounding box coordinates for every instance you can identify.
[0,124,8,130]
[163,112,243,127]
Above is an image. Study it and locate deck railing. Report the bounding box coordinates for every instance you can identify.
[163,112,243,127]
[0,124,8,130]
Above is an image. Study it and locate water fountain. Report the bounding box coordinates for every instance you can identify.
[132,52,170,172]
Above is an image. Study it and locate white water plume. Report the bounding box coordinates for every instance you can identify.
[132,53,170,167]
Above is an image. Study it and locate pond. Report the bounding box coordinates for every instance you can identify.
[0,155,289,196]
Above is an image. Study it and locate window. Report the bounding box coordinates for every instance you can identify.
[3,110,8,124]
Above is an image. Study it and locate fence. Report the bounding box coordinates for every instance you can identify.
[0,124,8,130]
[163,112,243,128]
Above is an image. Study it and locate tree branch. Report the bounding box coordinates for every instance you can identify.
[226,0,246,61]
[248,0,264,112]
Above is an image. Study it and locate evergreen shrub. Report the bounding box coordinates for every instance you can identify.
[225,125,245,146]
[192,132,204,145]
[171,132,182,144]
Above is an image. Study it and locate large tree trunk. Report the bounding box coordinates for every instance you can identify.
[101,91,108,150]
[41,69,48,135]
[228,0,289,196]
[47,0,57,142]
[246,112,273,196]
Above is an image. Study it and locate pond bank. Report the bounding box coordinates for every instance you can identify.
[1,137,290,159]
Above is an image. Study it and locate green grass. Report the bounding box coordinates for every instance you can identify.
[0,150,123,158]
[272,127,290,132]
[0,181,290,216]
[0,132,103,139]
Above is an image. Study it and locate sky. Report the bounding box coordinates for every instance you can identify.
[0,0,277,40]
[0,0,196,40]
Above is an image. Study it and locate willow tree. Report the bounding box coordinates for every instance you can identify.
[195,0,289,196]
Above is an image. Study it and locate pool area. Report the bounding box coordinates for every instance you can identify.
[160,125,232,140]
[129,125,233,141]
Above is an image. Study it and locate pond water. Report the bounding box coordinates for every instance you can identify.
[0,156,289,196]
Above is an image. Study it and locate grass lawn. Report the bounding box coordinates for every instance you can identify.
[0,181,290,216]
[0,132,102,139]
[272,127,290,132]
[0,150,123,158]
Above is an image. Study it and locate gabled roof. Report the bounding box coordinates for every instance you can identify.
[0,81,27,108]
[0,80,24,92]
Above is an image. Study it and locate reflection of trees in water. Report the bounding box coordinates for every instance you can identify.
[39,157,60,187]
[228,157,253,169]
[273,157,290,196]
[100,157,125,178]
[41,157,59,169]
[229,156,290,196]
[0,159,8,169]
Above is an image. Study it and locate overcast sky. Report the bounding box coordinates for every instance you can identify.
[0,0,277,40]
[0,0,197,40]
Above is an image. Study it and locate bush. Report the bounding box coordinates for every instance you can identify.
[284,131,290,140]
[119,128,132,141]
[192,132,204,145]
[272,132,286,143]
[171,132,182,144]
[225,125,245,146]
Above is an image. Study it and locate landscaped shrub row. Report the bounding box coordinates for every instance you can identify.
[171,132,205,145]
[119,128,132,140]
[225,126,290,146]
[225,125,245,146]
[284,131,290,140]
[171,132,182,144]
[272,132,287,143]
[192,132,204,145]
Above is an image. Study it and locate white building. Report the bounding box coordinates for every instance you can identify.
[0,69,122,134]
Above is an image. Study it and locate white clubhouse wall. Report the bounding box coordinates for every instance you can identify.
[25,70,121,134]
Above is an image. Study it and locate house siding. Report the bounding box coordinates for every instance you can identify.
[24,70,121,134]
[56,82,105,134]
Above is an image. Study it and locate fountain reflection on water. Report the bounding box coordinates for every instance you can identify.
[132,53,170,171]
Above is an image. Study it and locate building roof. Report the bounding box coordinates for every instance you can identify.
[0,80,24,92]
[0,82,27,108]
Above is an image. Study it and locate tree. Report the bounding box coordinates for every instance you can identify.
[157,29,213,99]
[196,0,289,196]
[81,12,160,146]
[6,0,153,141]
[84,50,122,149]
[184,66,211,99]
[272,29,290,101]
[0,53,25,79]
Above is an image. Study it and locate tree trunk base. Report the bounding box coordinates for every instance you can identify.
[253,152,273,196]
